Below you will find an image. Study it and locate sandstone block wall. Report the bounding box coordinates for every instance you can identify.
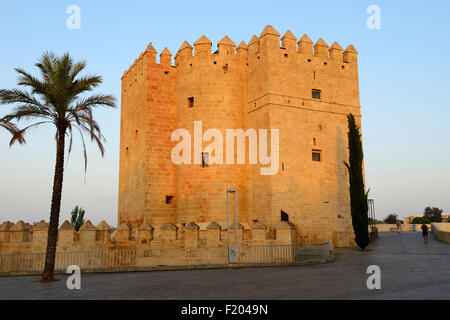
[431,223,450,243]
[118,25,363,248]
[0,219,310,255]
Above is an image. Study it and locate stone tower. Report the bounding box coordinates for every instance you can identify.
[118,25,363,247]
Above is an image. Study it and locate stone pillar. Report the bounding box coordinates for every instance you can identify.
[58,220,75,246]
[184,222,200,248]
[31,221,48,252]
[116,223,130,242]
[275,221,296,244]
[32,220,48,242]
[96,221,111,242]
[79,220,97,245]
[160,223,178,240]
[137,222,154,244]
[10,221,31,242]
[0,221,13,243]
[252,221,267,243]
[207,222,221,245]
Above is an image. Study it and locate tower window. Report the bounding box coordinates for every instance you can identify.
[188,97,194,108]
[312,150,321,162]
[202,152,209,167]
[166,195,174,204]
[312,89,321,99]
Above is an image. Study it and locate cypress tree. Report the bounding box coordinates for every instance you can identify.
[344,114,370,249]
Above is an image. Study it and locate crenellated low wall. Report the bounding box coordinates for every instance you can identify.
[431,223,450,243]
[0,219,316,255]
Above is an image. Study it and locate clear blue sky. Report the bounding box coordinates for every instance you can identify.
[1,0,449,225]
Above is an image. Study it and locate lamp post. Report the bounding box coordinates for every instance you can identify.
[368,199,375,227]
[227,189,238,263]
[324,200,330,243]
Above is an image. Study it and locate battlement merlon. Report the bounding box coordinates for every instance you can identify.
[281,30,297,52]
[344,45,358,63]
[298,34,313,56]
[236,41,248,58]
[217,35,236,55]
[160,47,172,67]
[247,35,260,56]
[174,41,193,65]
[193,35,212,56]
[122,43,175,80]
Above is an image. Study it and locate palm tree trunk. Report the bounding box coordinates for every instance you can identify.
[42,128,66,281]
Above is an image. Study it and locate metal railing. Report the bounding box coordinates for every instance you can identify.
[0,242,332,274]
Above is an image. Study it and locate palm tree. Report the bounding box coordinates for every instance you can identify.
[0,52,116,281]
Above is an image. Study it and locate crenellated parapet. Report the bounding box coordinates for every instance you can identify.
[245,25,360,111]
[173,34,248,72]
[121,43,176,84]
[121,25,358,95]
[244,25,358,65]
[0,219,306,255]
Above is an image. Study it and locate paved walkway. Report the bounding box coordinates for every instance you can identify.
[1,232,449,299]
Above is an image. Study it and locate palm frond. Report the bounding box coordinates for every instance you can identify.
[70,60,86,81]
[0,119,26,146]
[14,68,48,97]
[0,88,45,107]
[3,104,54,122]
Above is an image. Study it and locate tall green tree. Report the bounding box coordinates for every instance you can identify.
[70,206,86,231]
[344,113,370,250]
[411,217,430,224]
[384,213,398,224]
[424,206,443,223]
[0,52,116,281]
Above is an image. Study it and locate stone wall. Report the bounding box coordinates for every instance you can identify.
[0,219,308,255]
[431,223,450,243]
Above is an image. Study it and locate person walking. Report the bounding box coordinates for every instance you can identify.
[421,223,429,243]
[396,220,402,233]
